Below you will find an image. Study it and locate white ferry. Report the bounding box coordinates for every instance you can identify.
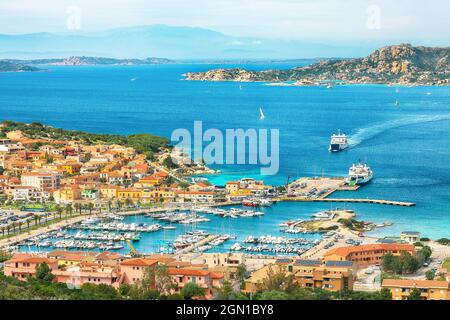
[345,162,373,185]
[329,130,349,152]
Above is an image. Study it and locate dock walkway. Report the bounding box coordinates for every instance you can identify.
[276,197,415,207]
[175,234,220,256]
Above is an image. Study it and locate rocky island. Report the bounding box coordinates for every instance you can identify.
[184,44,450,86]
[0,61,40,72]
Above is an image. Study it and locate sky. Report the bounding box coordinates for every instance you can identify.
[0,0,449,46]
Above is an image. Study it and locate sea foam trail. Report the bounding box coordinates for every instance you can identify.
[348,114,450,147]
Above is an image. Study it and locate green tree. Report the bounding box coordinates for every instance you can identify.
[257,265,295,293]
[408,288,422,300]
[181,282,205,300]
[35,263,55,282]
[425,269,435,280]
[258,290,290,300]
[163,157,178,169]
[379,288,393,300]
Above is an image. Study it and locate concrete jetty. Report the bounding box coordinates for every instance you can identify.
[277,197,415,207]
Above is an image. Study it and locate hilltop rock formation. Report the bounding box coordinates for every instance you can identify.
[184,44,450,86]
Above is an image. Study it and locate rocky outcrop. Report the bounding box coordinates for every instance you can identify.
[184,44,450,86]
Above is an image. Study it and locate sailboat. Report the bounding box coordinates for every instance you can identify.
[395,99,400,107]
[259,107,265,120]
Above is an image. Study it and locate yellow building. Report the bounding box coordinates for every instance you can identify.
[382,279,450,300]
[53,186,81,203]
[140,187,175,204]
[47,251,97,267]
[225,181,239,194]
[60,162,82,175]
[117,188,142,201]
[99,185,119,199]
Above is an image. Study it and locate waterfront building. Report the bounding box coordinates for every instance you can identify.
[117,188,142,202]
[81,188,100,200]
[12,186,44,202]
[140,187,175,204]
[175,190,216,203]
[53,185,81,204]
[382,279,450,300]
[400,231,421,244]
[99,185,120,199]
[324,243,416,268]
[225,181,240,194]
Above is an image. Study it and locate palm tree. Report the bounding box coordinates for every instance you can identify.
[11,221,18,234]
[74,203,81,215]
[56,205,63,220]
[33,215,39,226]
[1,226,5,237]
[26,219,31,230]
[87,203,94,215]
[6,224,11,235]
[65,204,73,219]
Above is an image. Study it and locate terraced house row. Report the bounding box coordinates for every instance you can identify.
[3,251,224,299]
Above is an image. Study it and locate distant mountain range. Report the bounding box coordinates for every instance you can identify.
[0,24,378,60]
[184,44,450,86]
[4,56,174,66]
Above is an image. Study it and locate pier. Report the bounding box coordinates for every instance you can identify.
[175,234,220,256]
[277,197,415,207]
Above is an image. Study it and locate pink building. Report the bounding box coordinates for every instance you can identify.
[119,258,159,285]
[54,264,120,288]
[3,255,58,280]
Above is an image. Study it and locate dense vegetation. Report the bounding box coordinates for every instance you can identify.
[0,121,169,159]
[337,218,370,231]
[0,262,393,300]
[436,238,450,245]
[382,246,432,275]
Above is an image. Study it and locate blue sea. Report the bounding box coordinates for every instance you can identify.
[1,62,450,254]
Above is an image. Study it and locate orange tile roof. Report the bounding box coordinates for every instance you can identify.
[7,256,57,265]
[120,258,159,267]
[382,279,450,289]
[168,268,211,277]
[176,191,215,195]
[210,272,224,279]
[324,243,415,258]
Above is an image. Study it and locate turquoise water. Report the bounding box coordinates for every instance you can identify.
[1,63,450,246]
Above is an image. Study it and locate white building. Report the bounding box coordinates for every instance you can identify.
[13,186,43,202]
[21,172,60,191]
